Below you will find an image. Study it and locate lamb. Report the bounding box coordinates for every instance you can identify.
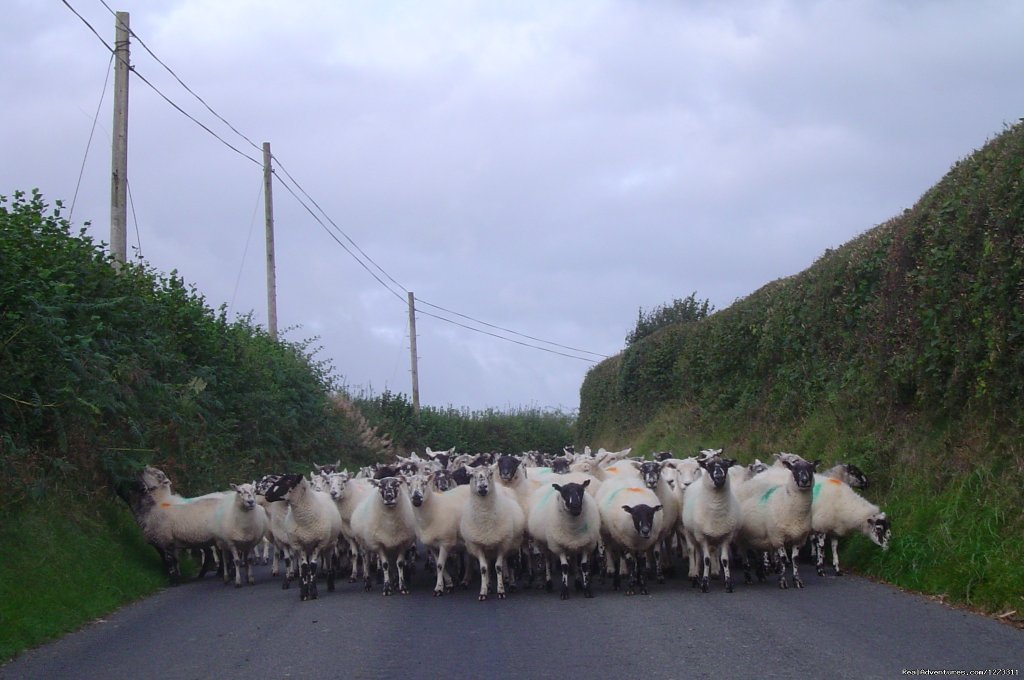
[117,469,221,584]
[681,455,742,592]
[350,476,418,596]
[460,464,526,601]
[811,476,890,576]
[408,473,471,595]
[735,453,818,589]
[210,482,269,587]
[596,478,663,595]
[633,460,681,582]
[526,481,601,599]
[264,473,343,601]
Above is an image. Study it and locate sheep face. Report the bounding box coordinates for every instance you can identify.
[552,481,590,517]
[371,477,405,507]
[844,463,870,489]
[470,466,493,497]
[497,455,521,482]
[230,483,258,510]
[264,473,302,502]
[408,475,430,507]
[551,457,572,474]
[141,466,171,493]
[780,455,817,490]
[255,474,282,498]
[635,461,663,490]
[699,456,735,488]
[622,504,662,539]
[313,460,341,474]
[748,459,768,475]
[326,472,349,501]
[868,513,891,550]
[653,451,674,461]
[432,470,455,492]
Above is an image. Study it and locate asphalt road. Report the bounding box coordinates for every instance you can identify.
[3,559,1022,680]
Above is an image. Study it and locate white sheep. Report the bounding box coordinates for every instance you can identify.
[408,473,471,595]
[681,455,743,592]
[326,471,374,583]
[811,475,890,576]
[210,482,269,587]
[460,464,526,601]
[527,480,601,599]
[118,469,221,584]
[350,476,418,596]
[735,453,818,589]
[264,473,343,601]
[596,478,663,595]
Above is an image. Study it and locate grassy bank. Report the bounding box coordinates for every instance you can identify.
[578,122,1024,616]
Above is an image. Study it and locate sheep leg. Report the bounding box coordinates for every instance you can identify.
[231,547,244,588]
[775,548,789,589]
[652,545,665,584]
[544,555,553,592]
[282,550,293,590]
[477,556,489,601]
[720,543,734,593]
[581,551,593,598]
[686,533,700,587]
[790,544,804,589]
[831,536,842,576]
[245,549,255,586]
[624,553,638,595]
[496,554,508,599]
[434,546,449,596]
[397,553,410,595]
[299,558,309,601]
[558,554,570,600]
[381,558,393,596]
[814,533,826,576]
[637,553,650,595]
[326,548,336,592]
[348,541,360,582]
[699,541,712,593]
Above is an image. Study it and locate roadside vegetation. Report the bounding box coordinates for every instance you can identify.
[578,122,1024,617]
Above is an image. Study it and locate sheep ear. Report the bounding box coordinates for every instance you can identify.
[581,479,590,489]
[812,459,821,470]
[724,458,738,468]
[653,505,663,513]
[368,479,380,487]
[551,483,563,492]
[230,483,240,492]
[621,505,634,515]
[631,461,642,470]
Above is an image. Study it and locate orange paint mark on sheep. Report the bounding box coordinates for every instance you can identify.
[606,466,619,473]
[160,502,171,508]
[626,487,644,493]
[827,478,842,485]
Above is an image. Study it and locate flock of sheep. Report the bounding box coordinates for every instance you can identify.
[118,446,891,602]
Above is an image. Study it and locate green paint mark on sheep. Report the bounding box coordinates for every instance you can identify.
[813,482,822,501]
[759,486,779,505]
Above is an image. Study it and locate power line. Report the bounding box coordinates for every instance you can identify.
[62,0,261,166]
[96,0,264,157]
[65,1,609,363]
[417,298,610,359]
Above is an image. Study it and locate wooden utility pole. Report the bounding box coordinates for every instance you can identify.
[109,11,130,266]
[263,142,278,340]
[408,292,420,413]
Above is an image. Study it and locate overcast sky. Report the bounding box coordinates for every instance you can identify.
[3,1,1023,413]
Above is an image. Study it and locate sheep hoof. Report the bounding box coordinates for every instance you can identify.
[545,580,553,593]
[700,579,709,593]
[478,594,488,601]
[282,580,290,590]
[834,569,843,577]
[690,577,700,588]
[234,582,242,589]
[794,578,804,589]
[583,589,594,599]
[779,579,788,590]
[400,588,410,595]
[434,589,444,597]
[816,568,825,577]
[725,581,734,593]
[497,592,506,600]
[560,589,570,600]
